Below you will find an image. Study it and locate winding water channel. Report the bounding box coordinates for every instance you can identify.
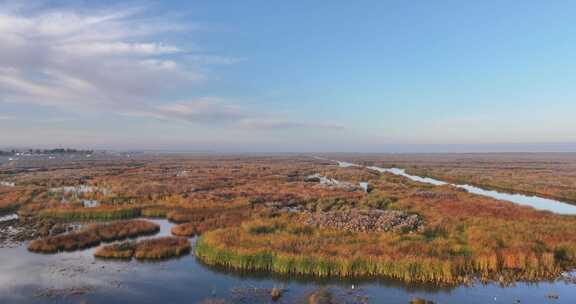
[335,160,576,216]
[2,159,576,303]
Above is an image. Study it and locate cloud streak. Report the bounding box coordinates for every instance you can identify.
[125,98,344,130]
[56,42,182,57]
[0,2,343,132]
[0,3,196,111]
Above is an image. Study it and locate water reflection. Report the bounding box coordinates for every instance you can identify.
[367,166,576,215]
[2,220,576,303]
[329,158,576,215]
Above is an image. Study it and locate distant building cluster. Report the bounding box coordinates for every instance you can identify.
[0,148,93,156]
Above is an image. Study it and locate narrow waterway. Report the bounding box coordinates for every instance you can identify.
[333,160,576,215]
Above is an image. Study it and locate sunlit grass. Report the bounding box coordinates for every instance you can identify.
[28,220,159,253]
[95,237,191,260]
[195,207,572,284]
[39,206,142,220]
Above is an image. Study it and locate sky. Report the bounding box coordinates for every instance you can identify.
[1,0,575,152]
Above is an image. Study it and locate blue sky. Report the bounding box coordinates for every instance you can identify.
[1,1,575,152]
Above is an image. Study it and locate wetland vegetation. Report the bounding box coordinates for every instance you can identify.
[94,236,191,260]
[28,220,159,253]
[3,153,576,302]
[337,153,576,203]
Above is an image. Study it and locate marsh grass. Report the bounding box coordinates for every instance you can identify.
[96,237,191,260]
[134,237,191,260]
[39,204,172,221]
[28,220,159,253]
[94,241,135,259]
[171,222,196,236]
[171,216,248,237]
[39,206,142,220]
[195,215,567,285]
[170,205,253,236]
[141,206,168,218]
[28,230,101,253]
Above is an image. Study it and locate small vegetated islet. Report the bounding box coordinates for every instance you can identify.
[94,237,191,260]
[195,170,576,285]
[27,220,159,253]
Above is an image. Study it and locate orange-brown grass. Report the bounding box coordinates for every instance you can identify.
[94,220,160,242]
[28,220,159,253]
[94,241,135,259]
[95,237,190,260]
[39,205,142,220]
[339,153,576,203]
[166,205,250,223]
[170,206,253,236]
[195,172,576,284]
[171,223,196,236]
[28,230,101,253]
[0,188,36,213]
[171,217,241,236]
[141,206,169,218]
[133,237,191,260]
[407,165,576,203]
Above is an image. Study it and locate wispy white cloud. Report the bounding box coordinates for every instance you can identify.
[0,3,198,110]
[124,98,244,123]
[124,98,344,130]
[56,42,181,57]
[0,2,342,132]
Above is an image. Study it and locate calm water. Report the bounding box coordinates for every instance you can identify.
[1,219,575,303]
[365,165,576,216]
[331,160,576,215]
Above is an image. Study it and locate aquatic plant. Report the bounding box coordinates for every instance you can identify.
[141,206,169,218]
[133,237,191,260]
[166,206,249,223]
[28,230,101,252]
[410,298,435,304]
[170,205,253,236]
[94,241,135,259]
[94,220,159,242]
[39,206,142,221]
[195,205,573,284]
[95,237,191,260]
[270,287,283,301]
[10,154,576,286]
[28,220,159,253]
[171,222,196,236]
[354,153,576,203]
[306,288,335,304]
